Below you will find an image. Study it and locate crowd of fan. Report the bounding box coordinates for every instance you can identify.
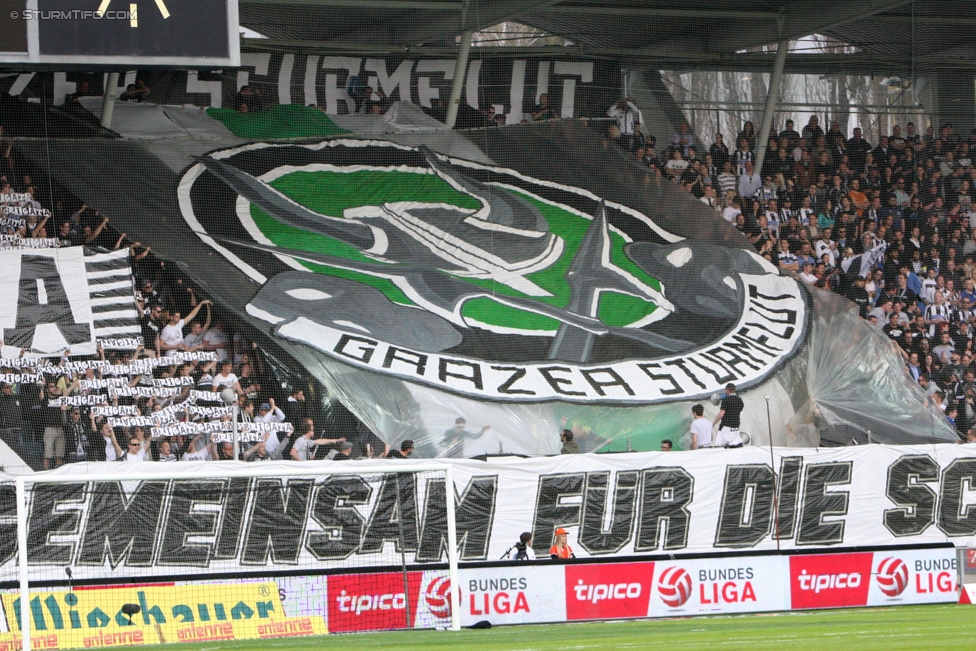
[4,103,974,460]
[0,160,410,466]
[607,104,976,440]
[0,273,410,466]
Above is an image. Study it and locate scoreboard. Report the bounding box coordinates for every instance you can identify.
[0,0,239,66]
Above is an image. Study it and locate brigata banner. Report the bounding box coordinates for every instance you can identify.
[5,446,976,581]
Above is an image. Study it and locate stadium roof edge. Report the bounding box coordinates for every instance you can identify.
[235,0,974,71]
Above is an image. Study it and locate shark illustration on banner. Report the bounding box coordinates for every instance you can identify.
[176,132,955,452]
[181,140,806,404]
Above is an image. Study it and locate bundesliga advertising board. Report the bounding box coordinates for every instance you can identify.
[320,547,957,633]
[0,547,956,643]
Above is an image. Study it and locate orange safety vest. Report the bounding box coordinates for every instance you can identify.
[550,544,574,559]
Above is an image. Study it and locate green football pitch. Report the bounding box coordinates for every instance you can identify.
[103,603,970,651]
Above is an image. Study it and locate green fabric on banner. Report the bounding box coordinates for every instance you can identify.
[250,169,663,334]
[206,105,352,139]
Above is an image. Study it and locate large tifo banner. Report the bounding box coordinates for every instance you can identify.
[0,248,140,357]
[183,140,808,406]
[6,445,976,582]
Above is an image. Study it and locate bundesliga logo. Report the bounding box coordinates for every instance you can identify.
[875,557,909,597]
[424,576,453,619]
[658,567,693,608]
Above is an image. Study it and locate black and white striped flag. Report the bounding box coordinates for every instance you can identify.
[0,247,141,356]
[85,249,142,349]
[841,242,887,279]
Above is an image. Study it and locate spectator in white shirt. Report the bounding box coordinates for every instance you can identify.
[255,399,285,423]
[182,433,215,461]
[157,440,178,462]
[98,421,122,462]
[925,291,952,331]
[722,195,741,223]
[665,150,689,177]
[121,435,151,462]
[202,320,231,361]
[290,418,345,461]
[670,120,696,156]
[738,161,762,200]
[255,399,286,457]
[607,99,642,152]
[159,300,211,356]
[689,404,713,449]
[815,231,837,267]
[700,184,721,213]
[182,308,211,352]
[920,268,939,305]
[799,261,819,284]
[211,360,259,396]
[717,161,737,196]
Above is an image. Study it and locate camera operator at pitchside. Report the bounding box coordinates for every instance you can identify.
[502,532,536,561]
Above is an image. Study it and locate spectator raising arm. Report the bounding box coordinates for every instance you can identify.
[33,213,50,236]
[181,300,210,329]
[129,241,152,261]
[84,215,110,245]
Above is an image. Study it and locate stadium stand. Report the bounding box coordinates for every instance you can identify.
[0,88,970,467]
[4,4,976,649]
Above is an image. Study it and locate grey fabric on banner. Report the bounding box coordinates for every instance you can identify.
[470,120,748,247]
[141,138,247,174]
[376,130,494,165]
[329,101,445,132]
[330,103,494,164]
[78,97,236,140]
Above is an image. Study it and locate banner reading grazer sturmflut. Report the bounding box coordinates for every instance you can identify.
[2,445,976,583]
[7,56,618,117]
[181,140,807,405]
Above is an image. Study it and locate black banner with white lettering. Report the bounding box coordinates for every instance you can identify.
[1,55,619,120]
[5,446,976,582]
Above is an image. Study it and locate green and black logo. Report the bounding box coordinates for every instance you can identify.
[179,140,806,403]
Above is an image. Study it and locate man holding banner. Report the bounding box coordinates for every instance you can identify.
[64,407,90,463]
[42,380,66,469]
